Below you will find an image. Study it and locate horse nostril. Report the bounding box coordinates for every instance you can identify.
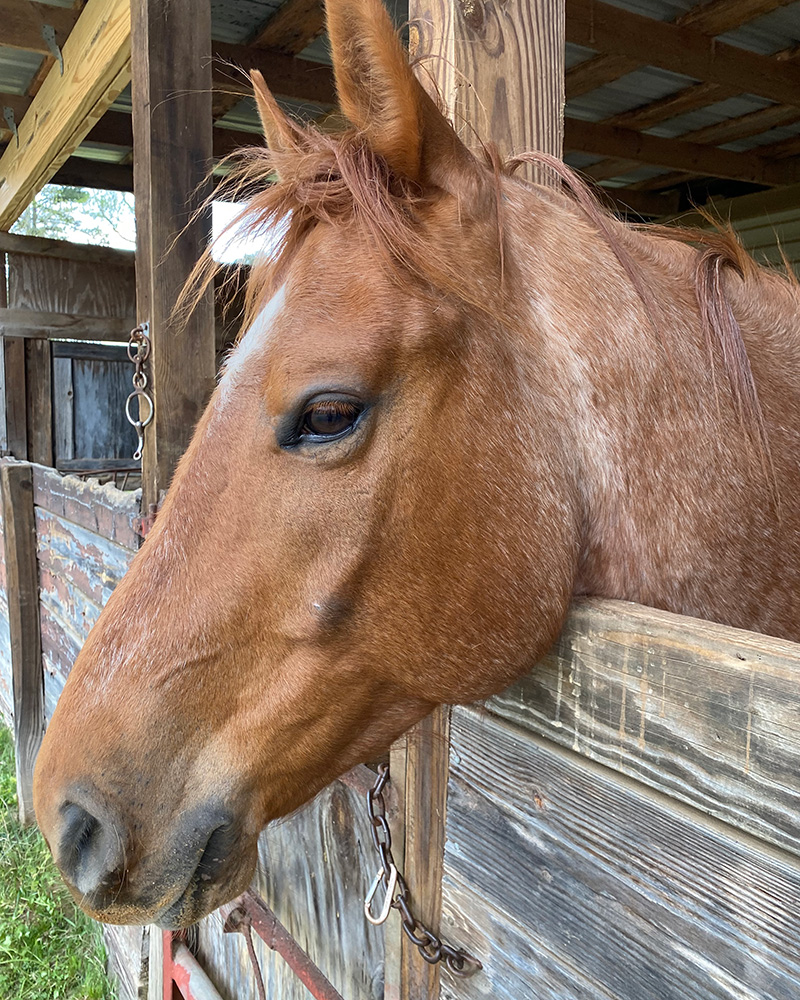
[58,802,125,897]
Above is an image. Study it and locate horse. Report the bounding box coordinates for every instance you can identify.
[33,0,800,930]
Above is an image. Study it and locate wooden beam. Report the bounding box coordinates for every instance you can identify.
[566,54,639,101]
[665,180,800,228]
[566,0,800,107]
[250,0,326,54]
[565,0,797,99]
[1,0,78,55]
[0,307,134,341]
[599,187,681,218]
[0,461,44,826]
[132,0,216,509]
[581,103,800,184]
[564,118,800,186]
[25,340,51,466]
[51,158,134,193]
[212,41,337,107]
[0,0,131,229]
[678,0,797,35]
[608,82,728,132]
[582,46,800,186]
[0,231,134,267]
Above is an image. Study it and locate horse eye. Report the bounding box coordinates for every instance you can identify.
[300,399,362,438]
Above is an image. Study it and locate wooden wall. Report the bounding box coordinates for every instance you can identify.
[194,773,388,1000]
[435,600,800,999]
[31,465,139,723]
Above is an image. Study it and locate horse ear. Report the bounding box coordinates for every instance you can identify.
[250,70,298,154]
[326,0,479,190]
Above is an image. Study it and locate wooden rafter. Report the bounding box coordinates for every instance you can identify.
[566,0,797,100]
[566,0,800,107]
[2,0,78,54]
[251,0,326,54]
[212,4,329,123]
[0,0,131,229]
[583,44,800,188]
[564,119,800,186]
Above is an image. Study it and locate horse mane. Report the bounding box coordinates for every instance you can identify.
[182,113,795,469]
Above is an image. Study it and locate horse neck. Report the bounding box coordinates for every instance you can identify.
[503,179,798,631]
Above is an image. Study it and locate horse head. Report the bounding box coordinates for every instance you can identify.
[33,0,579,926]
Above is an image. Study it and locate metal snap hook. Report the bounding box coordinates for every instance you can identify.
[364,864,398,925]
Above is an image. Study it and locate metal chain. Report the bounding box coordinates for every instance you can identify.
[364,764,482,979]
[125,323,154,461]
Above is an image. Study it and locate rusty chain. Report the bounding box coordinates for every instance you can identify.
[364,764,482,978]
[125,323,154,461]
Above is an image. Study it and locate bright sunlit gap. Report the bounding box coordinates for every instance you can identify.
[11,185,282,267]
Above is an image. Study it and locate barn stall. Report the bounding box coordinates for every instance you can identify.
[1,0,800,997]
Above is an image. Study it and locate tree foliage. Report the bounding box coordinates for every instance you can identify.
[11,185,135,248]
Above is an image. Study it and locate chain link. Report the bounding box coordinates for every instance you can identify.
[125,324,154,461]
[364,764,482,978]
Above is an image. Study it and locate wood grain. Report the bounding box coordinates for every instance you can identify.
[25,340,52,467]
[410,0,565,177]
[0,461,43,825]
[195,780,386,1000]
[0,232,134,268]
[487,598,800,859]
[442,706,800,999]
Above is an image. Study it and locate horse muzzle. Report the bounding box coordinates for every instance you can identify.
[46,786,254,927]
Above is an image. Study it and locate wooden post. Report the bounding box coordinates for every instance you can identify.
[25,340,53,466]
[0,254,26,459]
[387,1,567,994]
[1,461,44,825]
[410,0,565,175]
[131,0,216,509]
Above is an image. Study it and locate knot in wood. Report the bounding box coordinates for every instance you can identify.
[459,0,486,32]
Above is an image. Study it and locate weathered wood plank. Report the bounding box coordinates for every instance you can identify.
[0,308,134,342]
[24,339,52,467]
[195,779,386,1000]
[396,707,451,1000]
[7,253,136,319]
[443,707,800,999]
[0,462,44,825]
[31,464,141,550]
[0,232,134,268]
[35,507,134,611]
[0,0,131,228]
[52,357,74,465]
[132,0,216,509]
[487,598,800,859]
[3,336,27,459]
[52,342,129,362]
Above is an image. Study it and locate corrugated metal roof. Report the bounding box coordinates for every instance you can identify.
[717,1,800,55]
[210,0,283,44]
[0,47,43,95]
[567,66,699,122]
[648,95,775,138]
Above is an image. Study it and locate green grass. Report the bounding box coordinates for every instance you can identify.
[0,726,116,1000]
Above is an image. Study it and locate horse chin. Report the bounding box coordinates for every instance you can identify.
[153,855,256,930]
[68,838,259,929]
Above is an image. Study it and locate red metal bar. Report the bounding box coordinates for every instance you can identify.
[225,891,346,1000]
[163,931,225,1000]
